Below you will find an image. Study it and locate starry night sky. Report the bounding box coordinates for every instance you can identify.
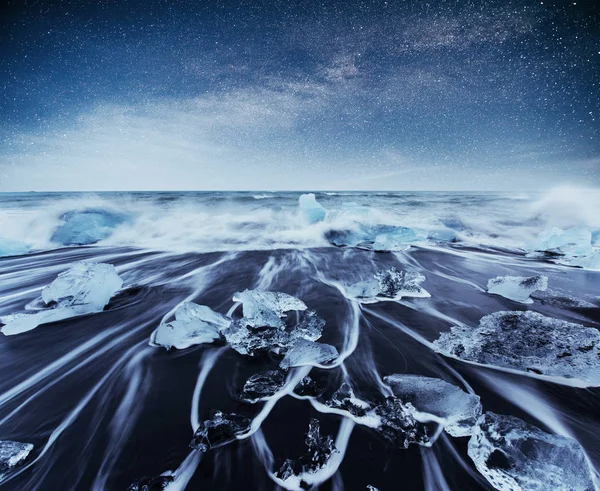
[1,0,599,191]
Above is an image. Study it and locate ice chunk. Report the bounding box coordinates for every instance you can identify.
[468,412,596,491]
[526,226,594,257]
[347,267,430,303]
[1,262,123,336]
[299,193,326,224]
[280,339,338,369]
[433,311,600,387]
[189,411,251,452]
[240,370,287,403]
[150,302,229,350]
[42,262,123,309]
[293,376,326,398]
[374,398,431,449]
[127,475,174,491]
[51,208,130,246]
[274,419,338,488]
[373,227,418,252]
[327,382,372,418]
[0,440,33,483]
[289,310,325,342]
[233,290,307,328]
[564,250,600,270]
[487,275,548,304]
[427,228,457,242]
[0,238,31,257]
[384,374,482,437]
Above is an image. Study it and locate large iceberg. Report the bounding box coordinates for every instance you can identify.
[384,374,482,437]
[190,411,251,452]
[1,262,123,336]
[0,238,31,257]
[150,302,230,350]
[0,440,33,483]
[487,275,548,304]
[51,208,130,246]
[299,193,326,224]
[280,339,339,369]
[468,412,596,491]
[346,267,430,303]
[274,419,338,489]
[433,311,600,387]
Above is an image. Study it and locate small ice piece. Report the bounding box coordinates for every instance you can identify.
[222,319,287,356]
[327,382,371,418]
[0,440,33,482]
[366,486,380,491]
[374,398,430,449]
[293,376,326,398]
[280,339,338,369]
[487,275,548,304]
[233,290,307,328]
[190,411,251,452]
[50,208,130,246]
[384,374,482,437]
[433,311,600,387]
[127,474,174,491]
[274,419,338,488]
[1,262,123,336]
[150,302,229,350]
[347,267,430,303]
[240,370,287,403]
[468,412,596,491]
[0,238,31,257]
[289,310,325,342]
[299,193,326,224]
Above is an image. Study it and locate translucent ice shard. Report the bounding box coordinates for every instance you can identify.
[222,319,285,356]
[280,339,338,369]
[289,310,325,342]
[240,370,287,403]
[274,419,338,489]
[1,262,123,336]
[0,440,33,483]
[50,208,130,246]
[384,374,482,437]
[327,383,371,418]
[232,290,307,328]
[299,193,326,224]
[433,311,600,387]
[127,474,174,491]
[293,376,326,398]
[487,275,548,304]
[189,411,251,452]
[0,238,31,257]
[468,412,596,491]
[527,226,594,258]
[150,302,229,350]
[347,267,430,303]
[325,225,418,251]
[372,227,418,252]
[373,398,431,449]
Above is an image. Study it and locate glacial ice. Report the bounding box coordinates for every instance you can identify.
[280,339,339,369]
[433,311,600,387]
[384,374,482,437]
[1,262,123,336]
[51,208,130,246]
[468,412,596,491]
[487,275,548,304]
[0,238,31,257]
[299,193,326,223]
[127,475,174,491]
[150,302,229,350]
[0,440,33,483]
[527,226,594,257]
[347,267,430,302]
[427,228,457,242]
[232,290,307,328]
[325,225,417,251]
[240,370,287,402]
[372,227,419,252]
[293,376,326,398]
[327,383,371,418]
[190,411,251,452]
[274,419,338,488]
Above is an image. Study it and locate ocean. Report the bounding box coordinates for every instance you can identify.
[0,190,599,490]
